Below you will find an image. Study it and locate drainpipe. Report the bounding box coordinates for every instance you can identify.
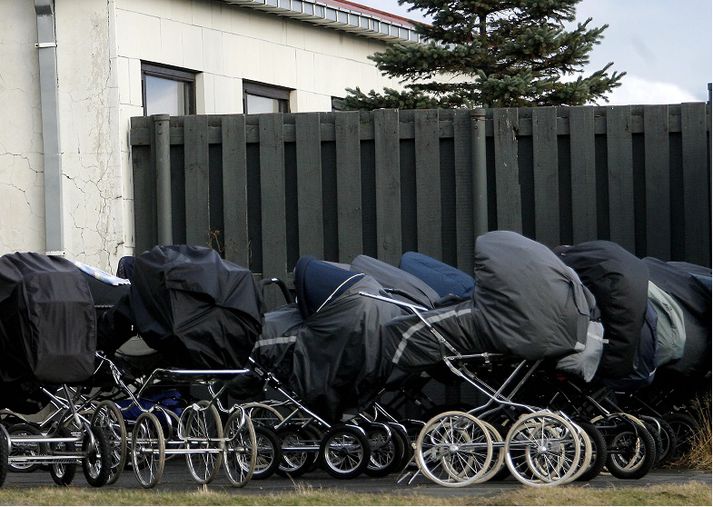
[153,114,173,245]
[34,0,64,255]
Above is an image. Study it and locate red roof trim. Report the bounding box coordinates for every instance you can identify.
[320,0,420,28]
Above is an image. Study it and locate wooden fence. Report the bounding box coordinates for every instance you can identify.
[130,104,712,290]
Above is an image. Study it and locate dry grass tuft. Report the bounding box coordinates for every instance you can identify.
[678,395,713,471]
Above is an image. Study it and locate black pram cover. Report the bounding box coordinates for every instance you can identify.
[129,245,262,369]
[0,253,96,385]
[383,231,594,371]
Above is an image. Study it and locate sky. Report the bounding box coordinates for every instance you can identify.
[355,0,712,104]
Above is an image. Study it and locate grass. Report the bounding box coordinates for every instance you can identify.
[0,481,709,506]
[677,395,712,471]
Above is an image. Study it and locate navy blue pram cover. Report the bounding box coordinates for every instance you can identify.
[400,252,475,299]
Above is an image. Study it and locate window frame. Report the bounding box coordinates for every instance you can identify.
[243,80,291,114]
[141,62,197,116]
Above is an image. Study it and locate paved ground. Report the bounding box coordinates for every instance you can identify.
[3,462,710,496]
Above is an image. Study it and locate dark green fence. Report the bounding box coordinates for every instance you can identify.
[130,104,712,287]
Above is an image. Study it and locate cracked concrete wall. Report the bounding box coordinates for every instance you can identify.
[54,0,125,271]
[0,2,46,254]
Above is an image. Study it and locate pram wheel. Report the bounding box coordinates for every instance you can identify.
[575,421,607,481]
[0,426,8,487]
[223,409,257,487]
[663,412,697,461]
[604,414,656,479]
[252,426,281,479]
[181,402,224,485]
[415,411,493,487]
[90,401,127,485]
[567,421,593,483]
[7,423,44,473]
[505,412,581,487]
[319,424,370,479]
[49,427,77,486]
[82,427,112,487]
[277,425,318,478]
[131,412,165,488]
[474,420,505,483]
[364,423,405,477]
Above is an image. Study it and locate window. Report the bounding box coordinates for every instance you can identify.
[142,63,196,116]
[243,81,291,114]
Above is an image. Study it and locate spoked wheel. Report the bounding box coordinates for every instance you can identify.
[90,401,127,485]
[223,409,257,487]
[49,426,77,486]
[82,426,112,487]
[319,424,371,479]
[604,414,656,479]
[575,421,607,481]
[244,403,284,429]
[567,421,592,483]
[7,423,45,473]
[663,413,697,462]
[131,412,165,488]
[0,427,9,487]
[415,411,493,487]
[505,412,581,487]
[277,426,318,478]
[475,420,506,483]
[653,417,677,466]
[364,423,405,477]
[252,426,281,479]
[181,402,224,485]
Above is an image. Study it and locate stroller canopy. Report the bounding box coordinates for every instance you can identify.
[0,253,96,386]
[383,231,594,372]
[129,245,263,369]
[400,251,475,299]
[253,258,403,421]
[644,258,711,379]
[555,241,649,379]
[351,254,440,309]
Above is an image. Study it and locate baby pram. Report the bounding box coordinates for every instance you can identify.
[0,252,112,488]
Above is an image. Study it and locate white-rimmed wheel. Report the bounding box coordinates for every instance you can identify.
[604,414,656,479]
[319,424,370,479]
[181,402,224,485]
[566,420,592,483]
[90,401,127,485]
[131,412,165,488]
[223,409,257,487]
[505,411,580,487]
[252,426,281,479]
[415,411,493,487]
[474,420,506,483]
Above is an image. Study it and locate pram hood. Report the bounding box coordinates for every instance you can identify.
[555,241,649,379]
[383,231,595,371]
[400,251,475,299]
[0,252,97,387]
[129,245,263,369]
[644,257,711,379]
[351,254,440,309]
[253,259,404,422]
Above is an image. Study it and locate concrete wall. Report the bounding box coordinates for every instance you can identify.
[0,0,404,270]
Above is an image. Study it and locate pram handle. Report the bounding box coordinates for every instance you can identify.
[259,277,292,305]
[381,287,432,309]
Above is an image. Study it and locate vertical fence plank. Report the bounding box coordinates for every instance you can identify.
[259,114,287,281]
[532,107,559,246]
[222,115,249,266]
[681,103,711,265]
[569,106,597,244]
[453,109,474,273]
[373,109,402,265]
[335,112,363,263]
[184,115,210,246]
[131,127,156,253]
[295,113,324,258]
[493,108,522,231]
[643,105,671,260]
[414,109,442,258]
[606,106,635,252]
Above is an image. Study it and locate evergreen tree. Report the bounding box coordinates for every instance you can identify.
[344,0,624,109]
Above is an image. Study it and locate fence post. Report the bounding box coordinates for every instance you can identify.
[152,114,172,245]
[472,108,488,237]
